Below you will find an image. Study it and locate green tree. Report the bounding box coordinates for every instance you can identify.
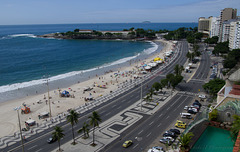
[161,79,169,88]
[203,79,225,98]
[186,52,195,61]
[74,29,80,32]
[52,126,65,151]
[89,111,102,146]
[209,109,218,121]
[231,115,240,142]
[67,110,79,145]
[147,87,157,102]
[152,82,163,92]
[78,122,90,139]
[213,41,229,55]
[174,64,184,76]
[179,132,194,151]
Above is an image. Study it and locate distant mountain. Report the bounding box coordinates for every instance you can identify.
[142,21,151,23]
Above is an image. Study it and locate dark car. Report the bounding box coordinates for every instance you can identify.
[193,102,202,107]
[47,137,57,144]
[188,109,197,114]
[165,130,178,136]
[163,132,176,138]
[169,129,181,135]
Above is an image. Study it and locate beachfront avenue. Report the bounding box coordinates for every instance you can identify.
[2,40,210,152]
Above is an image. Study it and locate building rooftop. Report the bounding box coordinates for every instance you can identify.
[229,84,240,95]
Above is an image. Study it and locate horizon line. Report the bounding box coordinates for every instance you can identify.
[0,22,198,26]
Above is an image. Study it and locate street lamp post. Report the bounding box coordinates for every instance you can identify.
[43,75,52,119]
[140,80,143,111]
[14,106,24,152]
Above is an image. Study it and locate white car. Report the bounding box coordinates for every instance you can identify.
[147,146,164,152]
[199,94,206,99]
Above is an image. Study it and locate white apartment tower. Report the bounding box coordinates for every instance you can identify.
[229,21,240,50]
[209,16,220,38]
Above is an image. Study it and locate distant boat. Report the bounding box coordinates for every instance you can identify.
[142,21,151,23]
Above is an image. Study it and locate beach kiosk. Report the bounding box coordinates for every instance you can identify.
[25,119,36,126]
[38,111,49,119]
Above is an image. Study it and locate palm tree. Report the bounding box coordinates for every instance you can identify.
[67,110,79,145]
[52,126,65,151]
[174,64,184,76]
[231,115,240,142]
[148,87,157,100]
[78,122,90,139]
[89,111,102,146]
[179,132,194,151]
[144,94,152,104]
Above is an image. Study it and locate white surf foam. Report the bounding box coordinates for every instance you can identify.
[0,41,158,93]
[9,34,37,38]
[143,41,158,54]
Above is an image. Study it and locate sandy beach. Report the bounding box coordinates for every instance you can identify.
[0,39,173,137]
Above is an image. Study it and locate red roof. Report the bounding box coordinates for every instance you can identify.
[229,85,240,95]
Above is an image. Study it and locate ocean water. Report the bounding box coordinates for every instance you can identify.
[0,23,197,102]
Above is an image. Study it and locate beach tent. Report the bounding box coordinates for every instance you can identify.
[25,119,36,126]
[154,57,161,61]
[61,90,70,97]
[21,106,30,114]
[148,62,157,67]
[155,60,163,64]
[144,66,152,70]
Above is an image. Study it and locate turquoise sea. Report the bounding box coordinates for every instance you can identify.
[0,23,197,102]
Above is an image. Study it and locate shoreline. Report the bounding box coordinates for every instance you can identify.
[0,39,173,137]
[0,40,158,103]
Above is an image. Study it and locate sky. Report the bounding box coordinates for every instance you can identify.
[0,0,240,25]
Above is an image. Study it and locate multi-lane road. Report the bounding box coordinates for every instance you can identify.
[3,40,211,152]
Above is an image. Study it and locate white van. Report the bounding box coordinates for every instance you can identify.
[180,113,192,119]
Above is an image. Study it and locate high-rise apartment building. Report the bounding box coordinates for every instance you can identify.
[229,21,240,50]
[198,17,211,35]
[209,16,220,38]
[219,8,237,42]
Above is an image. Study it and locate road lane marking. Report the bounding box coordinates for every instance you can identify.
[130,94,134,98]
[187,62,200,83]
[138,130,143,135]
[112,105,116,108]
[105,112,111,116]
[35,148,42,152]
[158,114,163,118]
[146,132,152,137]
[127,100,131,103]
[100,110,105,114]
[28,145,37,150]
[117,106,121,110]
[132,143,139,149]
[157,123,162,127]
[121,99,126,103]
[166,107,170,111]
[149,121,154,126]
[166,116,169,119]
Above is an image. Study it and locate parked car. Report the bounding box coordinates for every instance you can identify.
[175,120,187,129]
[163,132,176,138]
[148,146,165,152]
[193,102,202,107]
[169,129,181,135]
[188,109,197,114]
[198,94,206,99]
[123,140,133,148]
[159,137,174,145]
[180,113,192,119]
